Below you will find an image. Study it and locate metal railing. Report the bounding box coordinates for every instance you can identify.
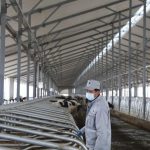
[108,96,150,121]
[0,98,87,150]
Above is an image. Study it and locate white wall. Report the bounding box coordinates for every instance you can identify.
[60,89,69,96]
[4,78,10,100]
[13,79,33,99]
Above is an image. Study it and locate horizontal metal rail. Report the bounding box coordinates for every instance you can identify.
[0,98,87,150]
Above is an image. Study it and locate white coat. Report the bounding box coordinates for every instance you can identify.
[80,96,111,150]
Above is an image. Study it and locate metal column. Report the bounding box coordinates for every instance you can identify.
[135,50,139,97]
[37,63,40,98]
[106,32,108,101]
[49,78,52,96]
[94,48,96,79]
[51,80,54,95]
[40,69,43,98]
[134,84,138,97]
[118,12,122,111]
[16,0,22,102]
[27,14,31,100]
[33,31,37,98]
[9,78,14,99]
[0,0,6,104]
[111,23,114,104]
[47,74,50,96]
[142,0,146,119]
[101,38,104,95]
[33,60,37,98]
[43,72,45,97]
[98,43,100,82]
[128,0,132,114]
[53,83,56,96]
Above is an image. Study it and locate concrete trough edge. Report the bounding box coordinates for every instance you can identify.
[111,110,150,132]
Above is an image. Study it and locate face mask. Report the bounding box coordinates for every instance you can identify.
[86,92,95,101]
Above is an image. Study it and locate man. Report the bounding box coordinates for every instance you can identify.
[78,79,111,150]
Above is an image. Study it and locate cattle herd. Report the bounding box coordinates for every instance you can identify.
[52,95,114,128]
[3,97,27,104]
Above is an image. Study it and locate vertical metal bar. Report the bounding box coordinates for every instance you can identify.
[47,74,50,96]
[37,63,40,98]
[143,0,146,119]
[33,60,37,98]
[52,81,54,96]
[9,78,14,99]
[41,69,43,98]
[44,73,46,97]
[16,0,22,102]
[45,75,46,96]
[33,31,37,98]
[0,0,6,104]
[118,12,122,111]
[43,72,45,97]
[106,32,108,100]
[27,14,31,100]
[94,47,96,79]
[128,0,132,114]
[112,23,114,104]
[54,83,55,96]
[98,43,100,82]
[51,80,53,95]
[49,77,51,96]
[41,77,44,97]
[134,48,138,98]
[97,46,99,80]
[102,38,104,95]
[87,52,90,80]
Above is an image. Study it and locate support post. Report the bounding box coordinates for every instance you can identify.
[0,0,6,104]
[46,75,48,96]
[111,23,114,104]
[40,69,43,98]
[43,72,45,97]
[49,77,51,96]
[37,63,40,98]
[101,38,104,95]
[106,32,108,101]
[51,80,54,95]
[33,61,37,98]
[118,12,122,111]
[134,84,138,97]
[9,78,14,99]
[33,31,37,98]
[27,14,31,100]
[143,0,146,119]
[16,0,22,102]
[128,0,132,114]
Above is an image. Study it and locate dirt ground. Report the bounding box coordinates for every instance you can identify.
[111,117,150,150]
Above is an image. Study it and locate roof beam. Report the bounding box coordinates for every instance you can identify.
[27,2,141,33]
[8,0,77,20]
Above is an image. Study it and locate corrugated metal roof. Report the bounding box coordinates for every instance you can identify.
[5,0,149,88]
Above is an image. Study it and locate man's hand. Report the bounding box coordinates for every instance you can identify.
[76,130,83,137]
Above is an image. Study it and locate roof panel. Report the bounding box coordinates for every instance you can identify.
[4,0,148,87]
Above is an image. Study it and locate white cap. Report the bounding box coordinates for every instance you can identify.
[85,79,100,90]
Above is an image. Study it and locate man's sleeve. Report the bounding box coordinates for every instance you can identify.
[94,108,109,150]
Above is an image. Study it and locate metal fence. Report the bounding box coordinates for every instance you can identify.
[0,98,87,150]
[108,96,150,121]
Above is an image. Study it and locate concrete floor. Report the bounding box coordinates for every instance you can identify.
[111,117,150,150]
